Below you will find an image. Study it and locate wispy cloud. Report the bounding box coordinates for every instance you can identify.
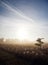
[1,1,34,22]
[0,0,48,42]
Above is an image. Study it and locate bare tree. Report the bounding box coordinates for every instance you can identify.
[35,38,44,49]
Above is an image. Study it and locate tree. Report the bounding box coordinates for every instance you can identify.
[35,38,44,49]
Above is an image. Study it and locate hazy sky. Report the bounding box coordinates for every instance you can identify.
[0,0,48,42]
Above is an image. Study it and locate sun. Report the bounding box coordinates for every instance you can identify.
[16,27,28,41]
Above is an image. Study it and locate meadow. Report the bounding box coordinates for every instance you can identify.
[0,41,48,65]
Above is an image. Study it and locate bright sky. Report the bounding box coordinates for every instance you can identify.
[0,0,48,42]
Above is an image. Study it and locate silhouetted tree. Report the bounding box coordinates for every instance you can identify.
[35,38,44,49]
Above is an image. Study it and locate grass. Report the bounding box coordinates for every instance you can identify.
[0,42,48,65]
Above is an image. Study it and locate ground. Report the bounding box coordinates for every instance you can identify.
[0,42,48,65]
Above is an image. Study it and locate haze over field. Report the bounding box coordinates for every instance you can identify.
[0,0,48,43]
[0,1,48,65]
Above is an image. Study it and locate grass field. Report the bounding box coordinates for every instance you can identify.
[0,42,48,65]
